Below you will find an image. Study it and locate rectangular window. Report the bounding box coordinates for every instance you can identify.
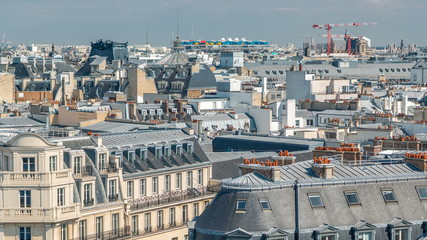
[236,200,246,211]
[57,188,65,206]
[112,213,119,236]
[49,156,57,171]
[320,234,336,240]
[357,231,373,240]
[187,144,193,154]
[164,147,171,157]
[109,180,117,197]
[152,177,158,194]
[382,189,397,202]
[307,119,314,126]
[193,203,199,217]
[98,153,106,169]
[296,120,300,127]
[96,217,103,239]
[259,200,271,210]
[182,205,188,223]
[155,148,162,158]
[394,228,409,240]
[83,184,93,206]
[61,224,67,240]
[127,181,134,198]
[131,215,139,234]
[19,227,31,240]
[176,146,182,156]
[139,149,147,161]
[144,213,151,232]
[176,173,182,189]
[169,208,175,226]
[198,169,203,185]
[22,157,35,172]
[128,151,135,163]
[157,210,164,229]
[4,155,9,171]
[416,187,427,200]
[187,171,193,188]
[308,194,324,207]
[74,156,82,174]
[20,190,31,208]
[165,175,171,191]
[79,220,86,240]
[344,192,361,205]
[140,179,146,196]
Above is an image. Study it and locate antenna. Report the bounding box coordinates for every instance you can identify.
[176,8,179,39]
[146,24,149,56]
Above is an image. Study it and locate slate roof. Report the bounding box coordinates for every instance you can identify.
[155,51,188,66]
[0,117,44,127]
[81,121,150,133]
[100,129,191,148]
[194,161,427,240]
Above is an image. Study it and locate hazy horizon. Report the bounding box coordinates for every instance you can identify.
[1,0,426,48]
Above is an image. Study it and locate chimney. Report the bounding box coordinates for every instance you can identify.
[299,63,303,71]
[162,101,170,115]
[311,158,334,179]
[239,161,282,181]
[91,135,103,147]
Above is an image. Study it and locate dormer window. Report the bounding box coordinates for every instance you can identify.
[155,148,163,158]
[186,143,193,155]
[176,145,182,156]
[164,146,171,157]
[128,151,135,163]
[98,153,107,170]
[138,149,147,161]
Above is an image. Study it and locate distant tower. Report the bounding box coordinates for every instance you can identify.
[400,39,404,52]
[49,43,56,57]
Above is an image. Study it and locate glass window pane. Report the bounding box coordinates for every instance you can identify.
[345,192,361,205]
[236,200,246,210]
[382,190,397,202]
[309,194,324,207]
[417,187,427,199]
[260,200,270,209]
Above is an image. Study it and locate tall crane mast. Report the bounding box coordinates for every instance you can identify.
[312,22,377,55]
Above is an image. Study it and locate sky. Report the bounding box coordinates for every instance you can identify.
[1,0,426,47]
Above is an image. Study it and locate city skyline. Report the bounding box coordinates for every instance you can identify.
[1,0,427,47]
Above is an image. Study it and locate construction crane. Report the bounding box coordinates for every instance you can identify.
[312,22,377,55]
[321,31,365,55]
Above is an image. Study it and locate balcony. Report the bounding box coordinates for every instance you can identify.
[108,194,119,202]
[83,198,94,207]
[129,185,219,210]
[0,204,79,223]
[99,162,119,174]
[71,226,131,240]
[73,166,93,177]
[0,170,71,186]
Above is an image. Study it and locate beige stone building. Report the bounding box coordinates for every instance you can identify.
[0,129,215,240]
[0,72,16,103]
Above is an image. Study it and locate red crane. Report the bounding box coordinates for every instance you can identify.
[312,22,377,55]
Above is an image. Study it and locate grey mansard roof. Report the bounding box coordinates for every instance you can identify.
[193,161,427,240]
